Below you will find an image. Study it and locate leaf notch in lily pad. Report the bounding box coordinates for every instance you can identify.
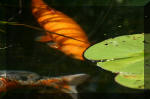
[84,33,149,89]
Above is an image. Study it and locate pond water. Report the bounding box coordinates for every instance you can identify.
[0,0,145,98]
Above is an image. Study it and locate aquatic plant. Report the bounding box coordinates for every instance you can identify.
[84,33,149,89]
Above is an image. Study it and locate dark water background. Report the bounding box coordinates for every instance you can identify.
[0,0,145,98]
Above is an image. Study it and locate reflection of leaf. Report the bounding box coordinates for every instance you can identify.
[84,33,149,89]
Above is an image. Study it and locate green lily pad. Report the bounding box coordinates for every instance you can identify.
[84,33,144,61]
[84,33,150,89]
[115,74,144,89]
[116,74,150,89]
[97,54,144,75]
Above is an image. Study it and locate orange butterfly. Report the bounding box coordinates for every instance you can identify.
[0,70,89,99]
[31,0,90,60]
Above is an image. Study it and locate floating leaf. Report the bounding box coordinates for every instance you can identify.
[84,34,144,61]
[97,54,144,75]
[115,74,144,89]
[84,33,149,89]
